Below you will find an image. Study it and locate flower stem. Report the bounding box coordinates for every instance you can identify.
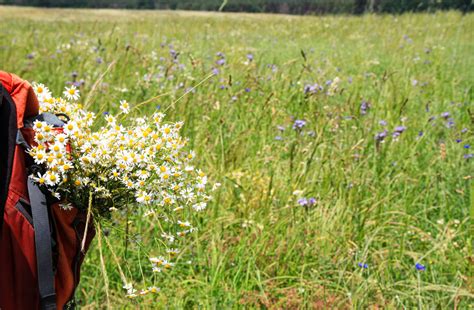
[81,190,93,253]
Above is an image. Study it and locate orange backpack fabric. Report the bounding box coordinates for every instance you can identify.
[0,71,95,310]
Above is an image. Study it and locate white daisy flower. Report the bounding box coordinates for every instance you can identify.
[119,100,130,114]
[63,86,80,101]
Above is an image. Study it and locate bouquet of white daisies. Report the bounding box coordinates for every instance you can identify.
[29,83,213,298]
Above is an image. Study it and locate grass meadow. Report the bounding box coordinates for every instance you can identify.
[0,6,473,308]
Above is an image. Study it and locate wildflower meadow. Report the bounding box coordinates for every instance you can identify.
[0,6,472,308]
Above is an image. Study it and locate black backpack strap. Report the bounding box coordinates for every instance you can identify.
[0,83,18,233]
[28,177,57,310]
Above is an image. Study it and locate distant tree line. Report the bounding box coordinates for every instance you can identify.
[1,0,472,14]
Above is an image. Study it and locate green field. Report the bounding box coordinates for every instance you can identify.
[1,6,473,308]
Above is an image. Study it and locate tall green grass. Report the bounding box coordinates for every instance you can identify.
[0,6,472,308]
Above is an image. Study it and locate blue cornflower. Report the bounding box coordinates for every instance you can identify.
[292,119,306,130]
[464,144,471,149]
[415,263,426,271]
[418,131,424,137]
[103,111,109,115]
[464,154,473,159]
[216,59,225,66]
[308,197,317,205]
[246,53,254,61]
[456,139,462,143]
[446,119,455,129]
[245,88,251,92]
[358,263,368,269]
[96,57,103,64]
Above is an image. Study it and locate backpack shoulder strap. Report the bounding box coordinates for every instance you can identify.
[0,83,18,233]
[27,177,57,310]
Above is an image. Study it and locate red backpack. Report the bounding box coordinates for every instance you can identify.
[0,71,95,310]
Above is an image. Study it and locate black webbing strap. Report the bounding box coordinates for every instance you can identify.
[27,177,57,310]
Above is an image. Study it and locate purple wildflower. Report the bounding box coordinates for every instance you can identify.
[392,126,407,138]
[216,59,226,66]
[277,125,285,131]
[464,144,471,149]
[212,68,220,75]
[246,53,254,61]
[304,83,323,94]
[308,197,317,205]
[358,263,368,269]
[96,57,103,64]
[418,131,424,137]
[292,119,306,130]
[456,139,462,143]
[297,198,308,206]
[441,112,450,119]
[275,136,283,141]
[360,101,370,115]
[461,128,468,133]
[26,53,35,59]
[375,130,388,142]
[464,154,473,159]
[379,120,387,126]
[72,80,84,87]
[245,88,251,92]
[169,49,177,58]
